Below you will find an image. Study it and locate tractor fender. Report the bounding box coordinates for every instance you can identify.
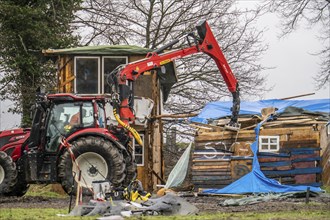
[0,134,30,162]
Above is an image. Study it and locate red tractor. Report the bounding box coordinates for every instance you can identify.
[0,20,240,196]
[0,93,136,196]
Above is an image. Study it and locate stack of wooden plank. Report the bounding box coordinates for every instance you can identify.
[192,154,232,189]
[258,147,322,187]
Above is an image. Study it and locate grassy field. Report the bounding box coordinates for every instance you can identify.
[0,185,329,220]
[0,208,330,220]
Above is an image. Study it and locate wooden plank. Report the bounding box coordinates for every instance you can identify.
[193,162,231,166]
[294,174,316,184]
[192,171,231,176]
[281,147,321,152]
[231,159,252,180]
[261,166,292,171]
[194,184,228,189]
[193,179,233,185]
[288,182,322,187]
[292,157,321,163]
[193,158,232,162]
[262,167,322,176]
[291,150,318,155]
[193,151,233,155]
[192,165,230,170]
[196,127,314,141]
[258,157,291,163]
[258,152,290,158]
[260,161,291,167]
[192,176,232,181]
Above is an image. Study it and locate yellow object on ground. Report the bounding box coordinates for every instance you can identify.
[123,179,151,202]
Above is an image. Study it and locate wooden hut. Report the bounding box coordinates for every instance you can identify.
[43,45,178,191]
[190,99,330,190]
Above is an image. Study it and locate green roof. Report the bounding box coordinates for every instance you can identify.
[43,45,151,55]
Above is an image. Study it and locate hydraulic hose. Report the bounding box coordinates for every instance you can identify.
[113,108,143,146]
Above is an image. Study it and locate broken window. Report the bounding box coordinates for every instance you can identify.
[133,134,144,166]
[75,57,100,94]
[258,136,279,152]
[103,56,127,93]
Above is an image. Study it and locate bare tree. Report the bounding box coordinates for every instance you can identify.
[264,0,330,89]
[74,0,269,139]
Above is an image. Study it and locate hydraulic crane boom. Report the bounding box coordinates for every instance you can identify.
[111,20,240,145]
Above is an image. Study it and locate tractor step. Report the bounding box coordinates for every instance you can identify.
[24,151,57,183]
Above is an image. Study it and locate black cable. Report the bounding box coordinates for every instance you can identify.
[68,171,76,213]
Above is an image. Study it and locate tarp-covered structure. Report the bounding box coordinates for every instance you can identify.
[202,118,323,194]
[191,99,329,194]
[190,99,330,124]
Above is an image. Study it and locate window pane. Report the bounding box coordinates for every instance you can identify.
[82,103,94,126]
[76,58,99,94]
[135,145,143,154]
[97,103,106,128]
[270,138,277,144]
[261,138,268,144]
[261,144,268,150]
[135,156,143,165]
[270,145,278,150]
[104,57,127,93]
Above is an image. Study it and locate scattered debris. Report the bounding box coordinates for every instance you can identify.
[220,191,321,206]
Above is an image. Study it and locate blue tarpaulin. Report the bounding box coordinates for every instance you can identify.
[190,99,330,124]
[202,117,323,194]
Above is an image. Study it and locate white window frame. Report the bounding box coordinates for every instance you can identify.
[133,134,144,166]
[74,56,101,94]
[102,56,128,94]
[258,136,280,152]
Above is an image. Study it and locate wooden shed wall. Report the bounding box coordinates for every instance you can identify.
[193,125,324,190]
[321,125,330,186]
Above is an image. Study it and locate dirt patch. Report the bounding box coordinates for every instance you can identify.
[0,196,69,209]
[0,193,329,213]
[185,194,330,213]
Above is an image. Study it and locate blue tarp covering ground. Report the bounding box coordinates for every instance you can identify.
[202,117,323,194]
[190,99,330,124]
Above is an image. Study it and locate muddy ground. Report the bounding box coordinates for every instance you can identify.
[0,193,329,213]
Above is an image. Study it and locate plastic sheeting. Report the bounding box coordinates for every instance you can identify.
[165,143,192,189]
[202,117,323,194]
[190,99,330,124]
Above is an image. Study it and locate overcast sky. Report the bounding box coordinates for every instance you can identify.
[0,2,329,130]
[259,12,329,100]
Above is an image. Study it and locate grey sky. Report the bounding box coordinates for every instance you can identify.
[260,12,329,100]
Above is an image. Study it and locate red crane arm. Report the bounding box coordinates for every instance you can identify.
[114,20,240,133]
[117,21,237,93]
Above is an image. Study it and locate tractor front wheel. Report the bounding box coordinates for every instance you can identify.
[57,136,126,195]
[0,151,17,194]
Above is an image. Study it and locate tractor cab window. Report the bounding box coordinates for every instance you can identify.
[97,102,106,128]
[45,102,94,152]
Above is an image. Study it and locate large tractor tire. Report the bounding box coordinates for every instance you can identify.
[0,151,17,195]
[58,136,126,195]
[4,174,29,197]
[123,152,137,186]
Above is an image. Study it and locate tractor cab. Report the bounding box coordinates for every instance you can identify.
[23,93,108,184]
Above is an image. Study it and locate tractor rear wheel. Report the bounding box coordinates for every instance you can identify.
[0,151,17,194]
[123,153,137,186]
[58,136,126,195]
